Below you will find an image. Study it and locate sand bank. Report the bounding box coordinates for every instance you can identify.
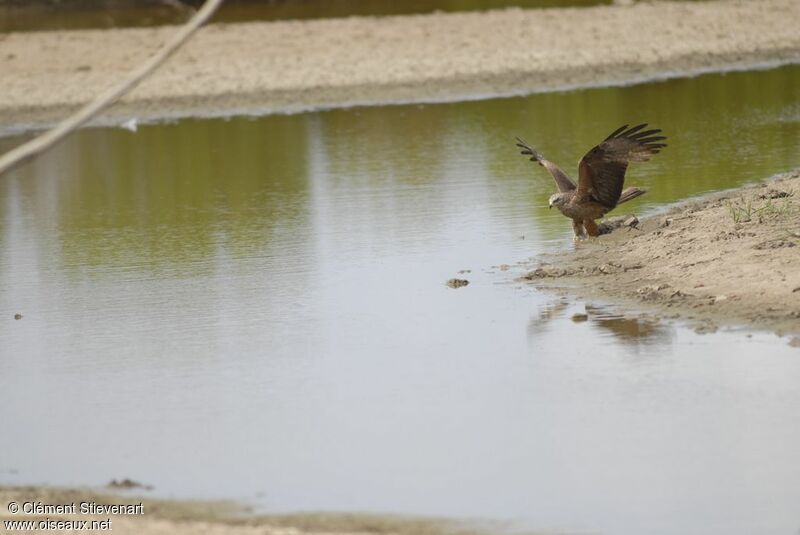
[524,170,800,340]
[0,0,799,130]
[0,485,490,535]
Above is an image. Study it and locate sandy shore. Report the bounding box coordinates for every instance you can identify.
[0,486,493,535]
[0,0,799,130]
[524,170,800,340]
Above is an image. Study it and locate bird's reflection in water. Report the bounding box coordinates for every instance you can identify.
[583,305,674,346]
[526,298,570,338]
[528,298,674,346]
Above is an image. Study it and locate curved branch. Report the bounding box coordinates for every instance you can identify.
[0,0,225,176]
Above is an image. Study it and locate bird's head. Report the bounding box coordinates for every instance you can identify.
[548,192,569,209]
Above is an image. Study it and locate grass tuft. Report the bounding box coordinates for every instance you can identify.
[726,195,796,224]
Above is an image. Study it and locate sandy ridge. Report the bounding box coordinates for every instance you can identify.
[523,170,800,339]
[1,0,799,129]
[0,485,494,535]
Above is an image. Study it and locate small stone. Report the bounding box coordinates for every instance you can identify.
[525,266,567,279]
[526,268,547,279]
[14,313,22,320]
[446,278,469,289]
[571,313,589,322]
[623,215,639,228]
[598,263,620,274]
[598,215,636,234]
[499,264,511,271]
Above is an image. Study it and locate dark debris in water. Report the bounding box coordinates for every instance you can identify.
[694,322,719,335]
[13,313,22,320]
[446,278,469,289]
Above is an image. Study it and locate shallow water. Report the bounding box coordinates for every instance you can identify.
[1,66,800,535]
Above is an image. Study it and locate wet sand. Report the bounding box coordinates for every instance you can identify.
[0,485,492,535]
[524,170,800,340]
[1,0,799,129]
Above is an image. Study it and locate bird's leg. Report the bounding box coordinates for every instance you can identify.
[584,219,600,238]
[572,220,586,241]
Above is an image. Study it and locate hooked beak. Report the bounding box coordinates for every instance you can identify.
[548,203,553,210]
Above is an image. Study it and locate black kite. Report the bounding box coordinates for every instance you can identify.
[516,124,667,239]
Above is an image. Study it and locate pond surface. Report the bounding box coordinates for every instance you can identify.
[0,0,609,33]
[1,66,800,535]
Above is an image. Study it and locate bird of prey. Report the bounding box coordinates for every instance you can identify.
[516,124,666,240]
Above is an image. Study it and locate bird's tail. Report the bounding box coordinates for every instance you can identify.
[618,186,647,204]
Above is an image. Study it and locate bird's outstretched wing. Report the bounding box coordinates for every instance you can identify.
[515,137,576,193]
[577,124,666,209]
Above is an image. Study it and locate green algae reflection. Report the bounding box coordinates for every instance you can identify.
[1,64,798,274]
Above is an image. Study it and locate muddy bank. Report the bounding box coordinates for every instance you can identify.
[0,0,799,130]
[524,170,800,339]
[0,485,491,535]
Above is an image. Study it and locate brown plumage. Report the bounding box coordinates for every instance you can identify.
[516,124,666,239]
